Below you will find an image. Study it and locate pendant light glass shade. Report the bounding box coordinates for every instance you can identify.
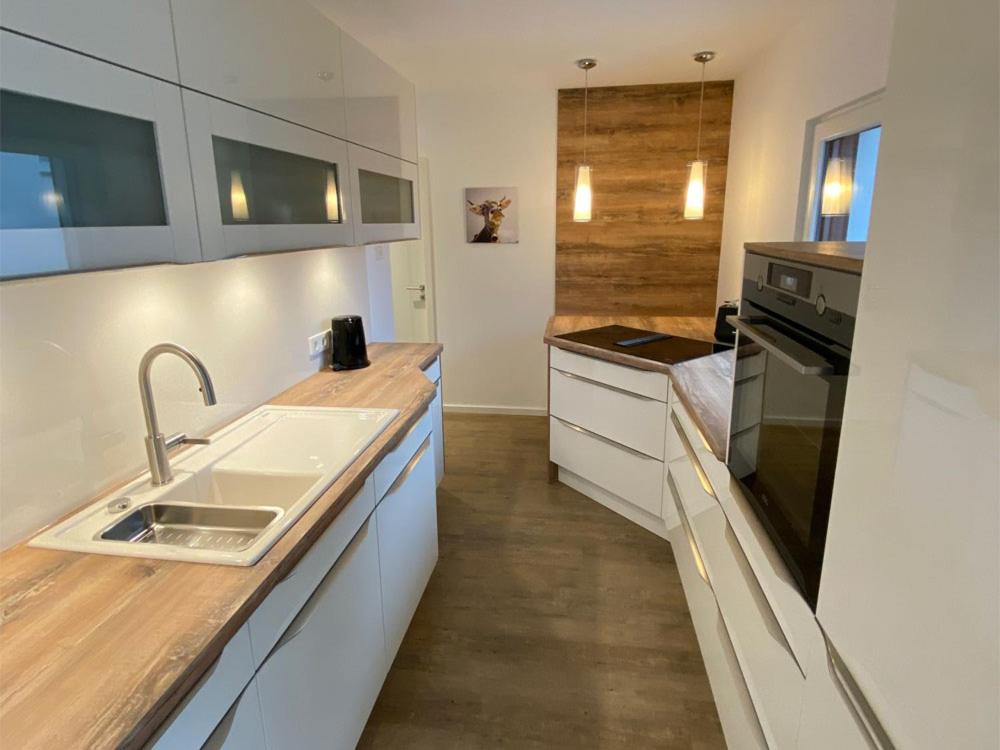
[820,157,852,216]
[573,164,592,222]
[325,169,340,222]
[683,160,707,220]
[230,170,249,221]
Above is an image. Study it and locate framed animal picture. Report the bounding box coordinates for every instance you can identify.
[465,187,518,244]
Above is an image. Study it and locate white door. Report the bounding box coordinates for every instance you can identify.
[389,158,436,341]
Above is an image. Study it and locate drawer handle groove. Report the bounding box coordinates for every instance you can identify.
[670,412,715,498]
[386,435,431,496]
[553,368,658,401]
[552,416,659,461]
[668,472,712,590]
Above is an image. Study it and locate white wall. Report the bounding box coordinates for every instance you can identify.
[0,247,381,548]
[418,87,556,414]
[717,0,896,303]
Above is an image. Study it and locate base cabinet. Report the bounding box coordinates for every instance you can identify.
[255,517,386,750]
[376,435,438,662]
[201,680,266,750]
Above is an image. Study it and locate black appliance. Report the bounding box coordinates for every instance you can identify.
[714,300,739,343]
[553,325,730,366]
[726,250,861,609]
[330,314,370,371]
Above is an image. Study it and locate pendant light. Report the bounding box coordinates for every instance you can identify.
[573,58,597,223]
[684,51,715,221]
[820,156,853,216]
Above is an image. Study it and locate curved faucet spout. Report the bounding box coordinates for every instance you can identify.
[138,343,217,485]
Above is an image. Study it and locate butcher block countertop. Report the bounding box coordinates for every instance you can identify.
[545,315,733,460]
[0,342,442,750]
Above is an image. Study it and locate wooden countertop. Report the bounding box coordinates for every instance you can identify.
[544,315,732,460]
[744,241,865,274]
[0,342,442,750]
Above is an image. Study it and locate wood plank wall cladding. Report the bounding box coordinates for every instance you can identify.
[556,81,734,316]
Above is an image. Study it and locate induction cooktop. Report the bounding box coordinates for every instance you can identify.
[554,325,730,365]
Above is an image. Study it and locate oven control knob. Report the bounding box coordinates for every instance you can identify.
[756,274,765,291]
[815,294,828,316]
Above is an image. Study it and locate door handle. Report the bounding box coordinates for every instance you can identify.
[727,316,834,376]
[405,284,426,300]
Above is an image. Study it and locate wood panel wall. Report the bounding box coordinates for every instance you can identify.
[556,81,734,316]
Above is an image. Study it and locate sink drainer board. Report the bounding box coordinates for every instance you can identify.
[100,504,279,552]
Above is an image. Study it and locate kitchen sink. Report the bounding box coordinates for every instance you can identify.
[30,405,398,565]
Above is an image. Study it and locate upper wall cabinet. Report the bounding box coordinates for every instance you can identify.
[0,32,200,279]
[347,144,420,245]
[0,0,179,81]
[170,0,347,138]
[184,90,355,260]
[341,33,418,163]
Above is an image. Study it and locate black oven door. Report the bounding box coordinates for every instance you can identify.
[726,309,850,609]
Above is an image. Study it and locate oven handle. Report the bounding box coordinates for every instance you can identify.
[727,316,834,376]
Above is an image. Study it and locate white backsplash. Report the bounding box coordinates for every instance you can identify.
[0,246,376,549]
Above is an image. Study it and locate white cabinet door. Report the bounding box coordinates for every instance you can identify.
[376,435,438,662]
[201,679,266,750]
[0,0,178,80]
[0,31,200,279]
[347,144,421,245]
[431,379,445,485]
[183,90,355,260]
[256,517,386,750]
[341,32,417,162]
[170,0,347,137]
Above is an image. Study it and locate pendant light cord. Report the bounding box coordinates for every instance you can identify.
[583,67,589,164]
[695,60,706,161]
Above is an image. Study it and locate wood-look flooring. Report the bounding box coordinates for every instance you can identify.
[359,414,725,748]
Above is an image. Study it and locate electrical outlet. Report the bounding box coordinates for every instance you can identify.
[308,330,331,359]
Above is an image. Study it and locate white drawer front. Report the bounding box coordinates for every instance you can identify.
[550,368,666,459]
[248,477,376,666]
[422,356,441,384]
[550,416,663,516]
[374,408,432,501]
[550,346,669,402]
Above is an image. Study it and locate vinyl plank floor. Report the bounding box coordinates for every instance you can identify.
[359,414,725,749]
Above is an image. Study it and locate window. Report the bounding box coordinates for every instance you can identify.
[799,94,883,242]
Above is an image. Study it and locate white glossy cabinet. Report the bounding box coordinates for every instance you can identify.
[376,435,438,662]
[347,144,420,245]
[341,32,418,162]
[422,357,445,485]
[256,517,387,750]
[183,90,355,260]
[170,0,347,137]
[0,31,200,279]
[0,0,179,80]
[201,680,266,750]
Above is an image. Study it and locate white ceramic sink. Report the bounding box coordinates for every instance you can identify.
[30,405,399,565]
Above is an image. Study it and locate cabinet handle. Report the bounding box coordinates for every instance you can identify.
[385,435,431,496]
[552,368,658,401]
[728,316,834,376]
[552,416,658,461]
[668,472,713,590]
[819,625,896,750]
[670,412,715,498]
[271,521,370,653]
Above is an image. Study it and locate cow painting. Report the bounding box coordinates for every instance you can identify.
[465,188,518,244]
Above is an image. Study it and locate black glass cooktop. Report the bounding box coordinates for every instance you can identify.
[554,325,730,365]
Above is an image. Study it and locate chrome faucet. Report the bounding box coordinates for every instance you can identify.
[139,343,217,486]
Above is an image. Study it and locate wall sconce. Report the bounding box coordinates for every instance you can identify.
[230,170,249,221]
[573,58,597,223]
[684,51,715,221]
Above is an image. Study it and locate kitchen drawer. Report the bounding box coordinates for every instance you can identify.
[201,679,266,750]
[550,416,663,517]
[422,356,441,384]
[247,477,376,666]
[147,624,255,750]
[670,454,805,749]
[374,408,432,501]
[550,347,669,401]
[550,368,666,459]
[668,479,767,750]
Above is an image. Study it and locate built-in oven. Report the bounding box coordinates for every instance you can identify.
[726,250,861,609]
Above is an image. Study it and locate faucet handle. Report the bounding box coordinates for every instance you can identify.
[164,432,212,449]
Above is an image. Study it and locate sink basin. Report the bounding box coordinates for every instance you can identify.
[30,405,399,565]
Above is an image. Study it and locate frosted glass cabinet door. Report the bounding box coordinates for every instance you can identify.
[170,0,346,137]
[183,91,355,260]
[347,144,420,245]
[0,32,200,279]
[341,32,418,162]
[0,0,179,81]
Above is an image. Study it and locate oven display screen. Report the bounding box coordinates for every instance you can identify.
[767,263,813,298]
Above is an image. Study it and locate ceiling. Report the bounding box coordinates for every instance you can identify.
[311,0,813,92]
